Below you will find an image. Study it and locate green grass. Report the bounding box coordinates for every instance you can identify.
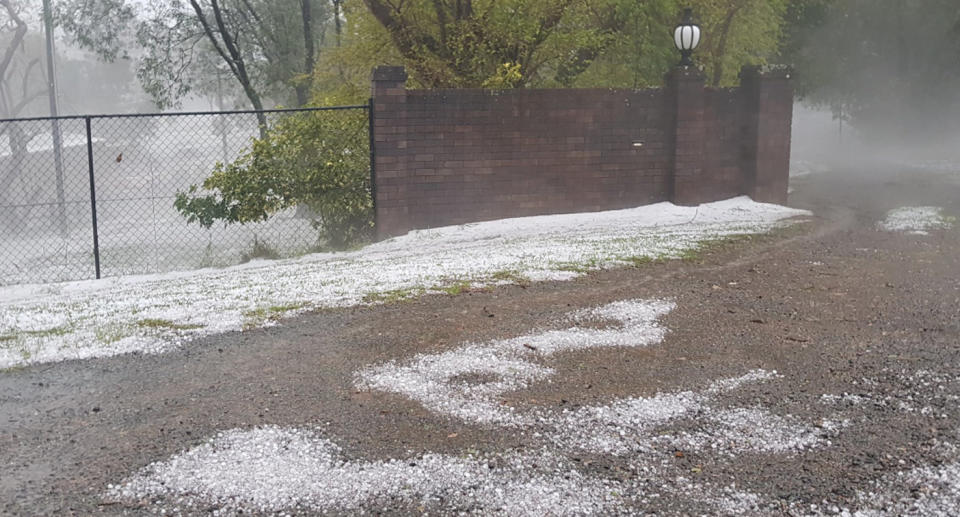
[25,326,72,338]
[618,254,668,268]
[490,269,531,285]
[268,302,311,313]
[137,319,204,331]
[439,281,474,296]
[362,287,425,304]
[678,235,754,262]
[676,222,812,262]
[0,325,75,342]
[95,325,128,345]
[241,302,311,330]
[554,257,604,274]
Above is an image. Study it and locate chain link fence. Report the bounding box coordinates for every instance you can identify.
[0,106,371,286]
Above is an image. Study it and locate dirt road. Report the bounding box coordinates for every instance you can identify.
[2,164,960,515]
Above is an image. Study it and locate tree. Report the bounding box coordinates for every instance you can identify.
[358,0,615,87]
[696,0,788,86]
[319,0,794,93]
[0,0,45,119]
[0,0,53,233]
[58,0,337,125]
[174,107,373,249]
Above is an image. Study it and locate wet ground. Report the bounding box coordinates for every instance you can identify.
[2,164,960,515]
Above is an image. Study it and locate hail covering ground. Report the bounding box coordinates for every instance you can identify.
[6,163,960,516]
[0,196,809,369]
[107,299,845,515]
[877,206,955,235]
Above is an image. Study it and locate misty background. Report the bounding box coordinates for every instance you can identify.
[1,0,957,159]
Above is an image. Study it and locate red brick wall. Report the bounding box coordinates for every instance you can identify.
[703,88,749,201]
[740,66,794,205]
[371,65,792,238]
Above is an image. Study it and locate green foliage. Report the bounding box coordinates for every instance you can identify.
[359,0,617,87]
[482,62,524,89]
[570,0,678,88]
[334,0,795,90]
[54,0,135,62]
[174,109,373,250]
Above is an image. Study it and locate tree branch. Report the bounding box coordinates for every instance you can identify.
[0,0,29,80]
[188,0,241,79]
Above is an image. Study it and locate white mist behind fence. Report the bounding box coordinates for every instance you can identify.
[0,108,368,286]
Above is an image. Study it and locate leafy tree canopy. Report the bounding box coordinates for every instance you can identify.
[311,0,792,102]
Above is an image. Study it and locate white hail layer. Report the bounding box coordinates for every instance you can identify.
[359,299,833,456]
[356,299,676,426]
[848,460,960,517]
[107,298,848,516]
[1,196,808,369]
[799,452,960,517]
[877,206,953,235]
[106,426,625,516]
[541,370,830,456]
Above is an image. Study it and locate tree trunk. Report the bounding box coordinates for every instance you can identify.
[711,7,741,86]
[296,0,316,106]
[334,0,342,47]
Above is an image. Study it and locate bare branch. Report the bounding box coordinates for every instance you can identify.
[0,0,29,80]
[188,0,241,78]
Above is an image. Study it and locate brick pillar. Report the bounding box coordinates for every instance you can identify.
[370,66,409,239]
[740,65,793,205]
[667,67,707,206]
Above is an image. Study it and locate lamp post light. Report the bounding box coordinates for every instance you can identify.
[674,8,702,67]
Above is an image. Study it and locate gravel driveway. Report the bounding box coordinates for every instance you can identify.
[2,164,960,515]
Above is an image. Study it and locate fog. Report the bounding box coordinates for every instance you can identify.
[791,102,960,181]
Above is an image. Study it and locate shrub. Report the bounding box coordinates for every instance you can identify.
[174,109,373,250]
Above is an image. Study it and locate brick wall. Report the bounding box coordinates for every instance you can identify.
[371,65,792,238]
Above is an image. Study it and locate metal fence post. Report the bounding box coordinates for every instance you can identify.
[0,106,368,286]
[85,116,101,279]
[368,97,377,236]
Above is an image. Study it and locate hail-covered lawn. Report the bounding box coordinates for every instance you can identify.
[108,299,842,516]
[878,206,955,235]
[0,197,809,369]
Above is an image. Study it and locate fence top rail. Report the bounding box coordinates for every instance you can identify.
[0,104,370,124]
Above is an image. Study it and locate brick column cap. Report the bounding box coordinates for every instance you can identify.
[372,66,408,83]
[665,65,705,84]
[739,64,793,81]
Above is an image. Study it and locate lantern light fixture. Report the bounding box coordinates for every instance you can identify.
[674,8,701,67]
